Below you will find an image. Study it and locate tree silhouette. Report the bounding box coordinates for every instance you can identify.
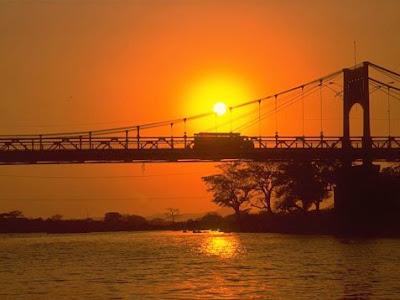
[104,212,122,223]
[247,162,283,214]
[313,160,340,210]
[49,214,63,221]
[0,210,24,219]
[380,164,400,212]
[199,212,224,229]
[124,214,147,227]
[381,164,400,177]
[165,208,181,223]
[274,161,333,213]
[202,163,254,221]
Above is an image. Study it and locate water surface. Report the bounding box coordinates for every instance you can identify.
[0,231,399,299]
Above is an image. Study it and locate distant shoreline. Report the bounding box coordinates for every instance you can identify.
[1,210,399,238]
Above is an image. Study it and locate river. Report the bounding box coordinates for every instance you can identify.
[0,231,399,299]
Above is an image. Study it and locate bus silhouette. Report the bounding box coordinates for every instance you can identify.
[193,132,254,151]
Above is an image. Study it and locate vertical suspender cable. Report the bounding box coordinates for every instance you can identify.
[319,80,323,135]
[229,107,233,133]
[183,118,187,148]
[170,122,174,148]
[302,85,305,136]
[125,130,129,149]
[354,41,357,67]
[258,100,261,139]
[136,126,140,149]
[388,87,391,136]
[275,95,278,135]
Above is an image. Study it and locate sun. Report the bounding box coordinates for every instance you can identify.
[213,102,227,116]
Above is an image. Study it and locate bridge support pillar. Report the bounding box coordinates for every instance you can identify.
[335,61,383,234]
[334,163,380,234]
[343,62,371,154]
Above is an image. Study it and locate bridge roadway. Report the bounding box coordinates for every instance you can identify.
[0,136,399,164]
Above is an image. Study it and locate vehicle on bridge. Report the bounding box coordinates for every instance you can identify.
[193,132,254,151]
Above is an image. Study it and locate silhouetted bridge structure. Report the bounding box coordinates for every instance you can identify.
[1,61,400,165]
[1,135,400,164]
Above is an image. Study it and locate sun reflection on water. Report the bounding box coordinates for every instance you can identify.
[199,234,246,259]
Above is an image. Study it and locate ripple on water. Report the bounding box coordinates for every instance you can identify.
[0,231,399,299]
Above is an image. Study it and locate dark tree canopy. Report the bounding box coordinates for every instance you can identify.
[199,212,224,230]
[104,212,123,223]
[247,162,283,214]
[165,208,181,223]
[49,214,63,221]
[274,161,335,213]
[380,164,400,212]
[203,161,338,217]
[202,163,254,220]
[381,164,400,177]
[124,214,147,226]
[0,210,24,219]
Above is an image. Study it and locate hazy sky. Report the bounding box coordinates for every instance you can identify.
[0,0,399,218]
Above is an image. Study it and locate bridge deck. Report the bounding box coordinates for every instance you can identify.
[0,136,399,164]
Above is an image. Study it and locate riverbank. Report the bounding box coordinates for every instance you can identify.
[1,210,399,237]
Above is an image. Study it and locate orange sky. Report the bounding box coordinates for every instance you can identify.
[0,0,399,218]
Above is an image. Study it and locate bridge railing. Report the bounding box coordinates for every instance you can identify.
[0,136,194,152]
[0,136,399,152]
[251,136,346,149]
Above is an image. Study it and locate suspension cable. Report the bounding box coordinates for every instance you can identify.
[302,85,305,136]
[320,79,323,134]
[0,68,345,139]
[388,86,391,136]
[234,84,320,132]
[275,95,278,135]
[258,100,261,138]
[369,62,400,79]
[229,107,232,133]
[235,84,322,133]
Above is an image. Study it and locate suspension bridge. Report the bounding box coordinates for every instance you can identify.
[1,61,400,165]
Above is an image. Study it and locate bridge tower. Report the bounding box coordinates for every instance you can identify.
[342,61,372,154]
[335,62,381,233]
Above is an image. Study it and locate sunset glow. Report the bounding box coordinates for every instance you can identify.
[213,102,227,116]
[0,0,399,222]
[1,1,400,298]
[185,75,253,117]
[200,234,245,259]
